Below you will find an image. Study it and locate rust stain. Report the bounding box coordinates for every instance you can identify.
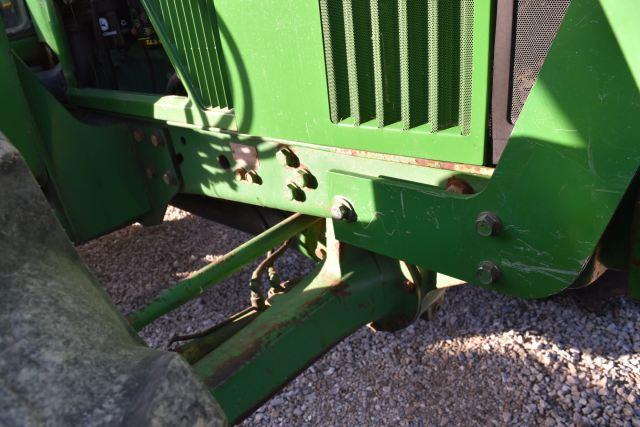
[322,147,494,177]
[445,176,475,194]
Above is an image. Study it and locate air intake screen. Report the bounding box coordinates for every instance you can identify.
[510,0,570,123]
[319,0,475,134]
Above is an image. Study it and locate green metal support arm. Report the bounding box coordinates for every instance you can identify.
[192,226,430,424]
[127,213,321,330]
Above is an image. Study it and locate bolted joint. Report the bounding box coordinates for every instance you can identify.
[476,261,501,285]
[330,198,356,223]
[475,211,502,237]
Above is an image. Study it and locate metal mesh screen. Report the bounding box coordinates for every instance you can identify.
[510,0,571,123]
[319,0,474,134]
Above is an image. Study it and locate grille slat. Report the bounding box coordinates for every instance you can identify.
[342,0,375,125]
[320,0,350,123]
[373,0,401,128]
[320,0,474,134]
[151,0,231,109]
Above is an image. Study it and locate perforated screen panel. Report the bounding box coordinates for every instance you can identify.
[319,0,475,134]
[510,0,571,123]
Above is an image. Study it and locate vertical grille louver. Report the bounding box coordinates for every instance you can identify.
[319,0,474,134]
[153,0,232,109]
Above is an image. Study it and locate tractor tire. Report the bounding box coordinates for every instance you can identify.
[0,135,227,426]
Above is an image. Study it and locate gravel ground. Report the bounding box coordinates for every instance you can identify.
[79,207,640,426]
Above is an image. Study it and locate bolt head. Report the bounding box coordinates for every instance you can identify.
[476,261,501,285]
[162,171,177,186]
[276,147,299,167]
[150,133,165,148]
[330,201,356,222]
[133,129,145,142]
[475,211,502,237]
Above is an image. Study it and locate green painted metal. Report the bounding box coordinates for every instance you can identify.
[170,127,490,218]
[329,0,640,298]
[153,0,231,109]
[2,0,640,422]
[178,307,259,365]
[194,226,431,424]
[67,88,237,130]
[1,19,180,241]
[0,21,46,180]
[16,57,152,242]
[38,0,493,163]
[131,126,180,226]
[23,0,75,86]
[127,213,321,331]
[212,0,492,164]
[8,34,43,63]
[137,0,231,111]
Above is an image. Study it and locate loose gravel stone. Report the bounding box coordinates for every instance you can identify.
[79,207,640,426]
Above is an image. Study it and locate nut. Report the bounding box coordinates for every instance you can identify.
[162,171,177,186]
[150,133,165,147]
[475,211,502,237]
[330,199,356,223]
[133,129,145,142]
[476,261,501,285]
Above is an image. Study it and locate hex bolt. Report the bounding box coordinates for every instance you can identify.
[234,168,247,182]
[150,133,165,148]
[475,211,502,237]
[294,169,317,189]
[162,171,177,186]
[476,261,501,285]
[276,147,299,168]
[133,129,145,142]
[330,199,356,223]
[286,182,306,202]
[246,170,262,185]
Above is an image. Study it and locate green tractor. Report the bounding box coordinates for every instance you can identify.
[1,0,638,424]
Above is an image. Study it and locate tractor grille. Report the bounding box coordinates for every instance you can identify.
[319,0,475,134]
[510,0,571,123]
[153,0,231,109]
